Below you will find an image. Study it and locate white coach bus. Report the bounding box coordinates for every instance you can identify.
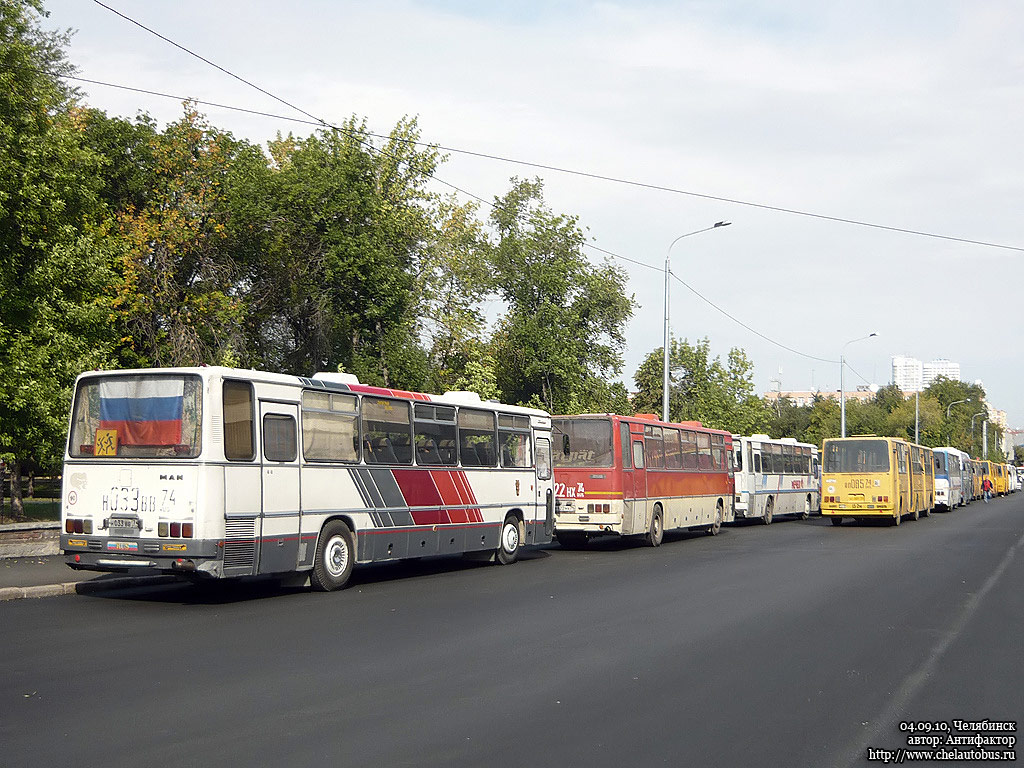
[60,367,554,591]
[732,435,819,523]
[932,447,966,510]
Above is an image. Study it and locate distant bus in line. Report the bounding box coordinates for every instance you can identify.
[731,435,819,523]
[551,414,734,547]
[821,436,934,526]
[61,367,554,590]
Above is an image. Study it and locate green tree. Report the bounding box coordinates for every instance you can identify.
[112,105,251,367]
[418,197,494,393]
[488,178,634,413]
[766,396,812,442]
[632,338,771,433]
[238,118,438,386]
[804,396,840,447]
[0,1,114,514]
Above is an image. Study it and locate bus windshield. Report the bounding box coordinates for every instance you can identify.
[69,374,203,458]
[553,418,613,467]
[824,439,889,473]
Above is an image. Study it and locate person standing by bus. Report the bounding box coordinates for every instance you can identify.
[983,476,992,503]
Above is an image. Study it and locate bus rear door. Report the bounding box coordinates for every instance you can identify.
[258,401,301,574]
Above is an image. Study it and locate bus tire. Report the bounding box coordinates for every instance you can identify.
[911,505,919,522]
[802,495,811,520]
[830,516,843,526]
[496,515,522,565]
[311,520,355,592]
[763,496,774,525]
[707,502,723,536]
[893,506,902,526]
[645,507,664,547]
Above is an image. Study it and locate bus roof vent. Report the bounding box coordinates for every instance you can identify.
[313,372,361,385]
[633,413,659,421]
[678,420,704,428]
[751,434,771,440]
[780,437,797,444]
[440,390,483,404]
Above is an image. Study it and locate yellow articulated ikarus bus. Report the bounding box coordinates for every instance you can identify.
[993,462,1007,496]
[909,443,935,517]
[821,436,934,526]
[972,459,985,499]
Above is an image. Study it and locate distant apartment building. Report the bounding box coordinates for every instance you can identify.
[891,356,960,392]
[764,388,876,407]
[922,359,961,387]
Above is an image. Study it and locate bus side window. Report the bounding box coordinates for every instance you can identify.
[753,452,761,474]
[620,423,632,469]
[536,437,552,480]
[263,414,297,462]
[632,441,645,469]
[223,380,255,461]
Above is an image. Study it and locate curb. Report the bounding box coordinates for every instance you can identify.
[0,575,177,602]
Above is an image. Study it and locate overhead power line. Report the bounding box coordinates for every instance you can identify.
[81,1,883,377]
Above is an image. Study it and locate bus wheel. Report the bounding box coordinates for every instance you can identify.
[801,496,811,520]
[645,507,664,547]
[311,520,354,592]
[707,502,723,536]
[911,506,919,522]
[830,516,843,527]
[763,497,774,525]
[496,515,522,565]
[893,508,902,526]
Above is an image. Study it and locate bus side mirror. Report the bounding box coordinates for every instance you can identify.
[562,434,570,457]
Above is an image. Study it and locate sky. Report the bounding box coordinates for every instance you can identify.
[41,0,1024,427]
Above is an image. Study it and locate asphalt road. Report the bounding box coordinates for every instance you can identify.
[2,496,1022,768]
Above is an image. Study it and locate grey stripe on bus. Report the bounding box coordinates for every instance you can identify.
[350,468,386,527]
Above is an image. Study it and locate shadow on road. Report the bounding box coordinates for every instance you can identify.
[82,547,556,605]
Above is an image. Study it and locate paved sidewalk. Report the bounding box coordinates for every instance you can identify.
[0,555,92,589]
[0,553,175,601]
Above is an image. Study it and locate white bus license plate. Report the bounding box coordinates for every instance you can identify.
[107,518,141,536]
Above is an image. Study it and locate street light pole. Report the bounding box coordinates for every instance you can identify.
[662,221,731,422]
[971,411,986,455]
[915,391,919,444]
[945,398,970,446]
[840,333,878,438]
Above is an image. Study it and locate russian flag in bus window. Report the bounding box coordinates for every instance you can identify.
[99,378,184,446]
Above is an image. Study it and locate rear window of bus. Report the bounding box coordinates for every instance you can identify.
[69,374,203,459]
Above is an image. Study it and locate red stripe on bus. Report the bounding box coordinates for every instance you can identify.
[392,469,449,525]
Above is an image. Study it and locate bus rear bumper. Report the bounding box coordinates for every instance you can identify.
[553,517,623,536]
[62,535,221,577]
[821,507,897,518]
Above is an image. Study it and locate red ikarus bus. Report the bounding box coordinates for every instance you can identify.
[551,413,734,547]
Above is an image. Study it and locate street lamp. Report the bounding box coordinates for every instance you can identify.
[945,398,970,446]
[840,333,878,438]
[970,411,986,455]
[662,221,731,422]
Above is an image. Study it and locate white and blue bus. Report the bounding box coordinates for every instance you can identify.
[932,447,966,510]
[731,435,819,524]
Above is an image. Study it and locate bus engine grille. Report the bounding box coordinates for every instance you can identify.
[223,518,257,571]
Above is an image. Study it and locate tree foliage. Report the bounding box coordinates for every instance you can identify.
[764,377,1004,459]
[632,338,771,433]
[488,178,634,413]
[0,1,118,507]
